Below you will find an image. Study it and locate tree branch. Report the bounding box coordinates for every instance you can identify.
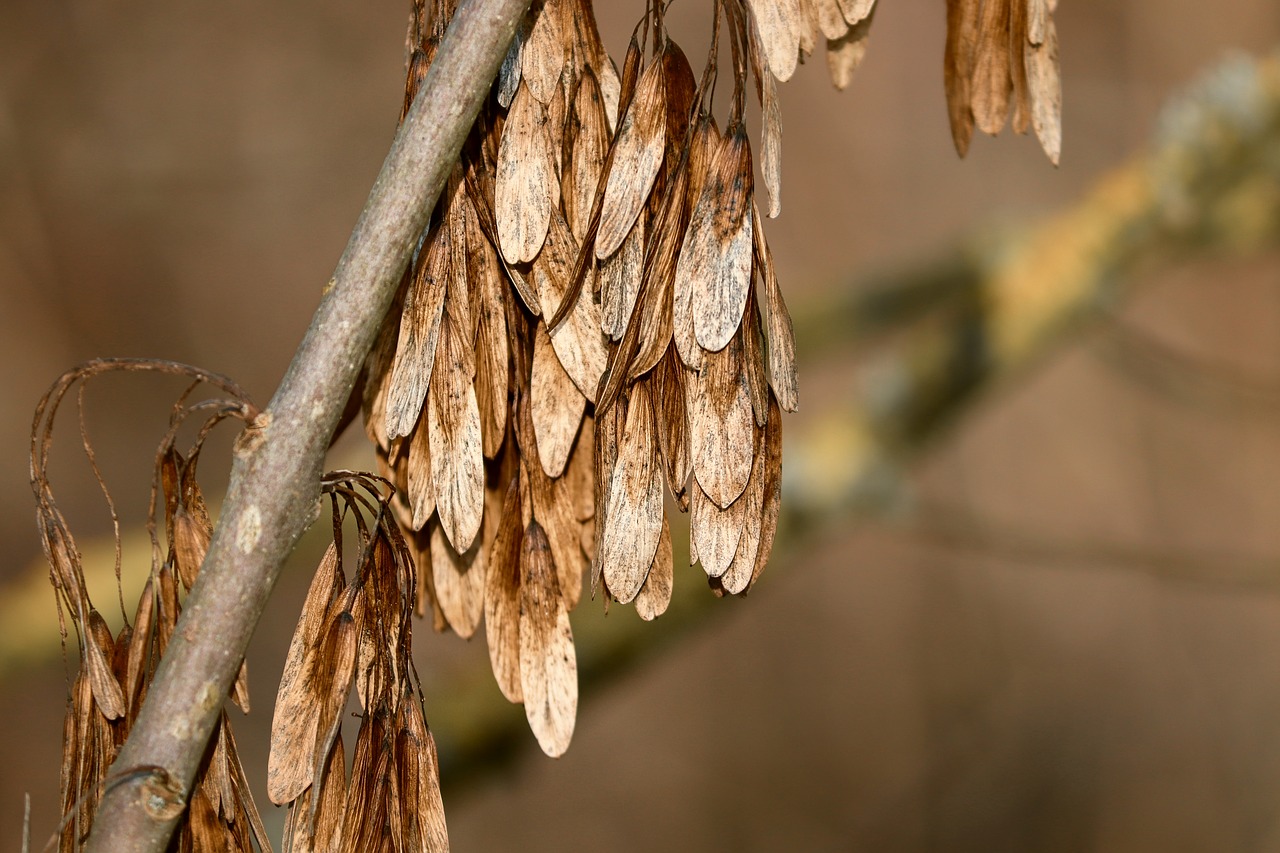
[82,2,532,850]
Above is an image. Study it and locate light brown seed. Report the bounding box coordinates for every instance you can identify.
[747,0,803,83]
[497,23,523,109]
[634,514,674,621]
[496,81,559,264]
[399,701,450,853]
[758,43,784,219]
[600,382,664,603]
[522,0,566,105]
[748,394,784,589]
[812,0,849,39]
[310,611,356,797]
[1025,5,1062,165]
[172,504,209,591]
[83,611,125,721]
[531,322,586,478]
[672,118,719,369]
[600,214,644,341]
[690,478,746,579]
[532,213,609,401]
[519,521,577,757]
[385,233,448,441]
[826,13,874,91]
[269,545,341,804]
[564,69,610,242]
[689,334,756,508]
[430,521,487,640]
[944,0,981,156]
[653,346,692,502]
[971,0,1013,135]
[428,317,486,553]
[839,0,876,25]
[754,205,799,412]
[484,480,524,703]
[407,417,435,530]
[681,124,754,354]
[595,55,666,260]
[720,424,767,594]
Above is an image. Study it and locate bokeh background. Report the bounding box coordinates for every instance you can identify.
[3,1,1280,850]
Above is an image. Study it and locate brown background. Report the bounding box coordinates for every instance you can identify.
[2,1,1280,850]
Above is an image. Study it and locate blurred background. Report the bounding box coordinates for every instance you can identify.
[3,0,1280,850]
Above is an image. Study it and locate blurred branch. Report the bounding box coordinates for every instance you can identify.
[81,2,531,852]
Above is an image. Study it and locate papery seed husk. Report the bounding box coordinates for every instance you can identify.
[311,612,357,798]
[682,124,753,354]
[470,203,509,460]
[590,398,620,594]
[798,0,818,57]
[720,423,768,594]
[812,0,849,39]
[497,81,559,264]
[531,322,586,479]
[429,317,486,553]
[311,730,347,851]
[401,699,449,853]
[691,478,747,579]
[653,346,692,503]
[172,504,209,591]
[430,521,487,640]
[944,0,981,156]
[1009,0,1032,135]
[600,213,644,341]
[84,610,125,721]
[1026,8,1062,165]
[661,42,697,172]
[741,293,770,428]
[386,231,448,441]
[522,0,566,105]
[672,117,718,369]
[533,212,609,401]
[827,13,874,91]
[465,161,542,315]
[268,544,341,805]
[498,23,524,108]
[523,435,590,612]
[747,0,803,83]
[689,334,755,507]
[408,418,436,530]
[599,382,664,603]
[971,0,1013,135]
[445,171,476,345]
[1028,0,1049,45]
[748,394,784,590]
[754,205,799,413]
[595,54,666,260]
[565,68,610,242]
[518,521,577,757]
[231,658,251,715]
[485,479,524,703]
[839,0,876,25]
[123,577,154,711]
[634,514,674,621]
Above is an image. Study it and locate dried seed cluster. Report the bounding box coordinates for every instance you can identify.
[269,473,447,853]
[31,363,270,852]
[366,0,1062,759]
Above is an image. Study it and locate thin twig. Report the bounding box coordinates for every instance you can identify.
[81,2,532,850]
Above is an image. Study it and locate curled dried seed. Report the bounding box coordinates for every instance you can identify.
[430,522,487,640]
[595,54,666,260]
[485,479,524,703]
[400,699,449,853]
[519,521,577,757]
[1009,0,1032,135]
[689,333,755,509]
[672,117,718,370]
[408,419,436,530]
[720,425,768,594]
[429,317,486,554]
[268,545,340,805]
[682,124,754,354]
[691,479,747,579]
[123,577,155,710]
[757,45,783,219]
[172,504,209,591]
[754,204,798,412]
[311,611,357,799]
[600,383,664,604]
[827,13,874,91]
[747,0,803,83]
[653,346,692,502]
[1025,7,1062,165]
[84,610,125,720]
[532,322,586,479]
[944,0,981,156]
[748,394,784,590]
[386,233,448,441]
[564,69,610,242]
[496,81,559,264]
[634,514,674,621]
[971,0,1013,135]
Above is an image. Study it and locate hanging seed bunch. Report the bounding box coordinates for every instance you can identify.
[30,361,270,853]
[363,0,1063,758]
[268,471,447,853]
[944,0,1063,163]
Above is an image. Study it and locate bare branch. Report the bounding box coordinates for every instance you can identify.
[81,1,532,850]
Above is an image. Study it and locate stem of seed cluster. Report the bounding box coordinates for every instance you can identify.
[82,1,533,851]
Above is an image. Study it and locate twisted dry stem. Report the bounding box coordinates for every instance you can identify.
[81,1,533,850]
